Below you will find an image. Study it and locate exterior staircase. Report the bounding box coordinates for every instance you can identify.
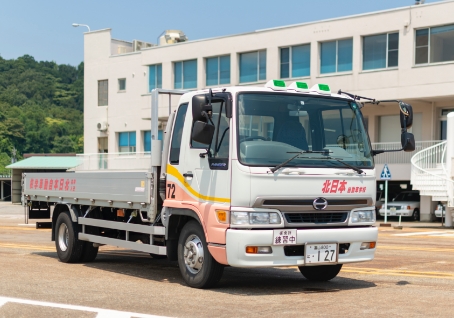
[410,141,451,202]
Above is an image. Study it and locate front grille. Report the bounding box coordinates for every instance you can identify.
[284,245,305,256]
[284,212,348,224]
[263,199,367,206]
[388,206,402,210]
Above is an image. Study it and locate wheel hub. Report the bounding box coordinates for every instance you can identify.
[183,234,204,274]
[58,223,69,252]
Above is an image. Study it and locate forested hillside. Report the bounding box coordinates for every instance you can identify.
[0,55,84,174]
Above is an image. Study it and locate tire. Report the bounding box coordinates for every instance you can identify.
[55,211,84,263]
[80,242,99,262]
[298,264,343,281]
[411,209,420,221]
[177,220,224,289]
[149,253,167,259]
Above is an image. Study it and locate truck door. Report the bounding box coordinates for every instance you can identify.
[181,100,231,210]
[166,103,189,202]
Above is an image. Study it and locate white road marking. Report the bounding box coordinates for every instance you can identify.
[393,231,454,237]
[0,296,170,318]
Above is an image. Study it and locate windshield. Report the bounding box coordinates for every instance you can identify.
[393,192,420,202]
[237,93,373,169]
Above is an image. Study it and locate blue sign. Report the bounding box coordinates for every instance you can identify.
[380,164,392,180]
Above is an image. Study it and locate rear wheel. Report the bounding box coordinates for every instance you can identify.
[411,209,420,221]
[55,212,84,263]
[80,242,99,262]
[298,264,343,281]
[177,220,224,288]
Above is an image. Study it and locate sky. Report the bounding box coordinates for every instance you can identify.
[0,0,440,66]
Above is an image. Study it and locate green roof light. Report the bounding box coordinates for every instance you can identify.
[296,82,309,89]
[318,84,330,92]
[273,80,286,87]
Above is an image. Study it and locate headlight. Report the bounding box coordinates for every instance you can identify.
[231,212,281,225]
[231,212,249,225]
[351,210,375,223]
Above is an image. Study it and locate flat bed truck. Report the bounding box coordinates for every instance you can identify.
[24,81,415,288]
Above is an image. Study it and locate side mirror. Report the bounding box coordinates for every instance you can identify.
[401,131,415,152]
[192,121,215,145]
[192,95,210,122]
[399,102,413,129]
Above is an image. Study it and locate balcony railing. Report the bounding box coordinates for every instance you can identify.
[73,152,152,171]
[410,140,452,199]
[371,140,442,164]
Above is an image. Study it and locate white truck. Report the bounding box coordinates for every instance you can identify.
[24,81,415,288]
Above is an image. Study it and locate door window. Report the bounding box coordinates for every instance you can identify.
[169,104,188,164]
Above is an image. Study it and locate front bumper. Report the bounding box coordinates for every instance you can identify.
[226,226,378,267]
[379,209,411,217]
[435,210,445,218]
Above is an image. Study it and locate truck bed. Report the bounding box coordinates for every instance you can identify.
[23,171,152,210]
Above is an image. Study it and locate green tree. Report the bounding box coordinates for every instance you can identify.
[0,55,84,172]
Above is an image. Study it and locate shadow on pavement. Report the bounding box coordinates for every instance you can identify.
[33,250,376,295]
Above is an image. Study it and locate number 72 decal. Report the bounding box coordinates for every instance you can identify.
[167,184,176,199]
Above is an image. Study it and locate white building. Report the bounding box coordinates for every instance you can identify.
[83,0,454,221]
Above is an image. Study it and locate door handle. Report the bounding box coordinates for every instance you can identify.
[183,172,193,178]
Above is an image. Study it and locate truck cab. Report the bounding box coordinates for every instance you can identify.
[160,81,412,286]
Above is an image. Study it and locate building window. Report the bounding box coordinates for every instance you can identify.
[239,50,266,83]
[149,64,162,91]
[378,113,422,142]
[118,78,126,92]
[143,130,163,152]
[440,109,454,140]
[206,55,230,86]
[280,44,310,78]
[415,25,454,65]
[174,60,197,89]
[320,39,353,74]
[118,131,136,153]
[98,80,108,106]
[363,32,399,70]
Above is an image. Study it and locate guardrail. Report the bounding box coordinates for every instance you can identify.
[74,152,152,171]
[371,140,442,164]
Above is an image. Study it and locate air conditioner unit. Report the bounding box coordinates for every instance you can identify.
[97,121,108,131]
[133,40,154,52]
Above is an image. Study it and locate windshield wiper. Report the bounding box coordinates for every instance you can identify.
[330,159,364,175]
[270,152,365,174]
[298,156,364,174]
[269,150,330,173]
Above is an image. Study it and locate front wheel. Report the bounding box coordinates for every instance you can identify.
[411,209,420,221]
[177,220,224,288]
[298,264,343,281]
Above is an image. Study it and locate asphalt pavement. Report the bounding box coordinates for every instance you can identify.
[1,201,454,317]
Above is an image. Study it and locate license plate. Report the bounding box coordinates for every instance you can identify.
[273,229,297,245]
[305,243,338,264]
[390,207,396,212]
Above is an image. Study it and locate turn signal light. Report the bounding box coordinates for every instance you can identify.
[117,209,125,217]
[246,246,272,254]
[360,242,376,250]
[215,210,228,223]
[246,246,258,254]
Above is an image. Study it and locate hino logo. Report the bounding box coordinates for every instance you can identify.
[211,163,226,167]
[313,197,328,210]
